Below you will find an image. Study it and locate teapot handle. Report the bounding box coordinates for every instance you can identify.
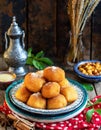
[21,30,25,49]
[5,32,8,50]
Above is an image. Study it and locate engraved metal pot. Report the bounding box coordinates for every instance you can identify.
[3,16,28,76]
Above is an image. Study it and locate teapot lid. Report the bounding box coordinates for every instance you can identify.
[7,16,22,36]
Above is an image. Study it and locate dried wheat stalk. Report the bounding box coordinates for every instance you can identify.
[67,0,101,62]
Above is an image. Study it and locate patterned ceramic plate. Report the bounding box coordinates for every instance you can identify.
[8,79,86,115]
[5,83,88,123]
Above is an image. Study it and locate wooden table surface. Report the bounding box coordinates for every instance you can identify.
[0,57,101,130]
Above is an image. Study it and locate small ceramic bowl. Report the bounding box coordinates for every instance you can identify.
[0,71,16,89]
[74,60,101,82]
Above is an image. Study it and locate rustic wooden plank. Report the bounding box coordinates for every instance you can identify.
[94,82,101,96]
[56,0,69,62]
[87,90,97,100]
[92,2,101,60]
[28,0,56,57]
[0,90,5,105]
[0,56,8,71]
[0,0,27,54]
[82,21,91,60]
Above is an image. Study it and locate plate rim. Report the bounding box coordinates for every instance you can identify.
[8,79,86,115]
[5,84,88,123]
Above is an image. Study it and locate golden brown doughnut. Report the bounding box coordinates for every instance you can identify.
[41,82,60,98]
[24,72,46,92]
[43,66,65,82]
[15,83,32,103]
[47,94,67,109]
[60,86,78,103]
[58,78,69,88]
[35,70,44,78]
[27,92,46,109]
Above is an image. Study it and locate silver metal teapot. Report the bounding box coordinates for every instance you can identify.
[3,16,28,76]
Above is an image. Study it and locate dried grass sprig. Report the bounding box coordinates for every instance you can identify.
[88,0,101,18]
[75,0,84,35]
[67,0,101,62]
[80,0,99,32]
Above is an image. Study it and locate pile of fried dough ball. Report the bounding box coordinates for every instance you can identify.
[15,66,78,110]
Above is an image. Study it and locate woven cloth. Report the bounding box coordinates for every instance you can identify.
[0,95,101,130]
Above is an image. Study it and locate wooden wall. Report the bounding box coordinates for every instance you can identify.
[0,0,101,65]
[0,0,27,52]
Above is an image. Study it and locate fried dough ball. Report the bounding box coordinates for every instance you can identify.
[36,70,44,78]
[43,66,65,82]
[15,83,32,103]
[58,78,69,88]
[41,82,60,98]
[27,92,46,109]
[24,72,46,92]
[60,86,78,103]
[47,94,67,109]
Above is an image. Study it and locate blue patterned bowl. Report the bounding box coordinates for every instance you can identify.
[74,60,101,82]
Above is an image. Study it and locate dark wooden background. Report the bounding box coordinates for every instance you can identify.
[0,0,101,65]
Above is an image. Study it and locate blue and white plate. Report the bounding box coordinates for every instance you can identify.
[5,81,88,123]
[9,79,86,115]
[74,60,101,82]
